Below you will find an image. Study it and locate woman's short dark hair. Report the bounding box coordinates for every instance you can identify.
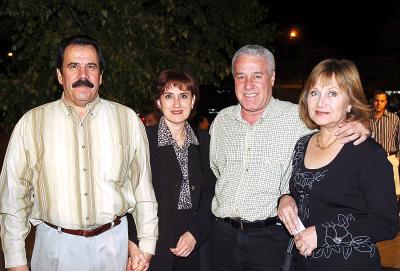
[153,69,200,116]
[299,58,371,129]
[56,34,106,73]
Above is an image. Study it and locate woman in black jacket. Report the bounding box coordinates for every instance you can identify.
[277,59,398,271]
[127,69,215,271]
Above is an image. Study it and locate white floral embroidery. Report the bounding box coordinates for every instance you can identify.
[292,134,327,220]
[291,134,376,260]
[313,214,375,259]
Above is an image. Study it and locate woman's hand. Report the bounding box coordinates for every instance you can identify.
[170,231,196,257]
[277,195,299,235]
[294,226,318,257]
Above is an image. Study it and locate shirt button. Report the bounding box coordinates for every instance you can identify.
[84,193,88,196]
[246,168,249,172]
[191,185,195,191]
[82,145,86,149]
[83,168,87,171]
[80,123,84,126]
[85,217,89,220]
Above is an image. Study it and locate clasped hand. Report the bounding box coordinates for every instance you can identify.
[170,231,196,258]
[126,240,152,271]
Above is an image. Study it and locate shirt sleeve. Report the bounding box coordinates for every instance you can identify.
[280,152,294,195]
[209,118,220,179]
[130,117,158,255]
[0,116,33,268]
[395,117,400,159]
[315,145,398,248]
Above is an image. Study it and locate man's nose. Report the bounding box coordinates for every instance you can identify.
[244,77,254,90]
[78,67,88,79]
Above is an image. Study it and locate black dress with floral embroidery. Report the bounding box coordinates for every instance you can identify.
[289,133,398,271]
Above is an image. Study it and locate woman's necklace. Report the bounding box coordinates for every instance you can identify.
[316,132,337,150]
[175,128,186,146]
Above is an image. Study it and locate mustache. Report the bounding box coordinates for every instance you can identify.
[72,79,94,88]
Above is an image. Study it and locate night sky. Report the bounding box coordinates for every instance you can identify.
[267,1,400,59]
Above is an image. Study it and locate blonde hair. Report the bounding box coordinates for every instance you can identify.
[299,58,371,129]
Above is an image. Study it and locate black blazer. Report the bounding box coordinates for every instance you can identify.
[128,124,215,250]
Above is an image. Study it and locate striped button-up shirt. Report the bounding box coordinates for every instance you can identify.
[370,110,400,157]
[209,97,311,222]
[0,96,158,267]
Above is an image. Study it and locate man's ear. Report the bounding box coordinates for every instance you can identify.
[270,71,276,86]
[156,99,161,109]
[56,69,63,85]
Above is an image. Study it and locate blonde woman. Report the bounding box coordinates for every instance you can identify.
[278,59,398,271]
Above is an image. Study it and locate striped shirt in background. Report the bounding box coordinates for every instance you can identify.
[0,96,158,267]
[209,97,311,222]
[370,110,400,158]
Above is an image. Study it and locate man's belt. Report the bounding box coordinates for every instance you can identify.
[44,216,123,237]
[223,217,279,230]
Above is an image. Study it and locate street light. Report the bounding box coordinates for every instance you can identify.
[289,28,299,40]
[7,52,13,57]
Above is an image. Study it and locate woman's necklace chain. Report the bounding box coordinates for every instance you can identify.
[316,132,337,150]
[176,129,186,144]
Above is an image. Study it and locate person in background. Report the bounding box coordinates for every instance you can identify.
[143,111,160,127]
[278,59,398,271]
[370,90,400,197]
[0,34,158,271]
[209,45,370,271]
[195,114,210,130]
[127,69,215,271]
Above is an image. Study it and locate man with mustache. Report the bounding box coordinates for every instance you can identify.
[0,35,158,271]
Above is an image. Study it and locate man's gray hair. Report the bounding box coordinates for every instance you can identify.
[231,45,275,75]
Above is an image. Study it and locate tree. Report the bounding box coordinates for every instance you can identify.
[0,0,276,130]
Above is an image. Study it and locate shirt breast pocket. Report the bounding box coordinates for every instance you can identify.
[101,144,131,185]
[258,157,285,194]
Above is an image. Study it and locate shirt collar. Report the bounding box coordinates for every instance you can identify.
[234,96,276,124]
[60,94,101,118]
[158,116,199,147]
[372,109,390,120]
[382,109,390,117]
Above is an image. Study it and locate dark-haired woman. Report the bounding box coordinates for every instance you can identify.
[127,70,215,271]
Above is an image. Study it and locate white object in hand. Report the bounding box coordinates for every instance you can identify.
[293,216,305,235]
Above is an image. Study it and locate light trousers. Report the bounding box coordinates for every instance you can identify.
[31,217,128,271]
